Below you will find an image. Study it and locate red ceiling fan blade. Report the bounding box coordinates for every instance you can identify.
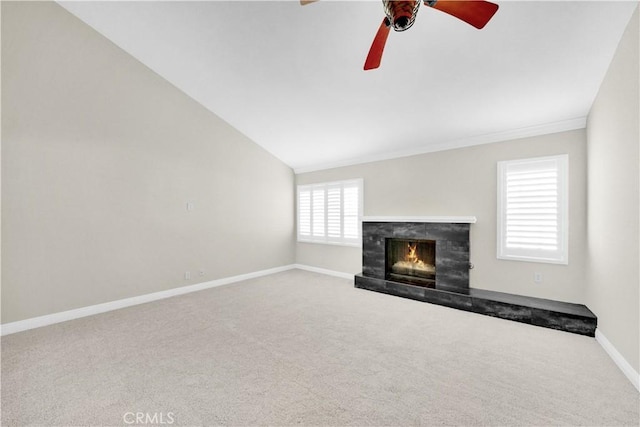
[364,18,391,71]
[427,0,499,29]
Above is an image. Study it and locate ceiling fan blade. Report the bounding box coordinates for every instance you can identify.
[427,0,499,29]
[364,18,391,71]
[300,0,318,5]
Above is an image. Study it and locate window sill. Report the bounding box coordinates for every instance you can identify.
[297,239,361,248]
[497,254,568,265]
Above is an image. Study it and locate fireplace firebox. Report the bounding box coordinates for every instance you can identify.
[386,238,436,288]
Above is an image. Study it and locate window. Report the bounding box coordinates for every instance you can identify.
[497,155,568,264]
[297,179,363,246]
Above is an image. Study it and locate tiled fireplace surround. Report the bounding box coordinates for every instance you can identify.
[354,217,597,336]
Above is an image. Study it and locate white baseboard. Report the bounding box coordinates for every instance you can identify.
[595,329,640,392]
[9,268,638,394]
[1,264,297,336]
[293,264,355,280]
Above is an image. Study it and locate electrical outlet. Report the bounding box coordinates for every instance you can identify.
[186,202,194,211]
[534,272,543,284]
[185,271,191,280]
[199,270,205,277]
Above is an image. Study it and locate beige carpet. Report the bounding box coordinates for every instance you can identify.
[2,269,638,426]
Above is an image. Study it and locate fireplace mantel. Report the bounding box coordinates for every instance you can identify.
[362,216,477,224]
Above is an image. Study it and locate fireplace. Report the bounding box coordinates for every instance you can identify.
[386,238,436,287]
[359,219,472,294]
[355,216,598,337]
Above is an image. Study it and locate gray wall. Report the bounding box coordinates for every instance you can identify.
[297,129,588,304]
[1,1,295,323]
[586,6,639,374]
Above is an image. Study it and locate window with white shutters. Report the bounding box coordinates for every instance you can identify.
[497,155,568,264]
[297,179,363,246]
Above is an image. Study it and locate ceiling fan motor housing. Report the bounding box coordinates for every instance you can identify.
[383,0,421,31]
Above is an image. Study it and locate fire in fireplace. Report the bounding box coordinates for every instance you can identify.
[386,238,436,288]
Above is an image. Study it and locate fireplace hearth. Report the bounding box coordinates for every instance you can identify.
[355,216,597,336]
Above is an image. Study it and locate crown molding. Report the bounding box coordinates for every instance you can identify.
[293,117,587,174]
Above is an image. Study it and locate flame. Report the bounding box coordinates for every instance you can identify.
[391,241,434,277]
[405,243,426,268]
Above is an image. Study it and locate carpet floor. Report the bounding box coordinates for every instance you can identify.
[2,269,639,426]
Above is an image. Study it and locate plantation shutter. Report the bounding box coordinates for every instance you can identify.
[312,188,325,237]
[327,184,342,239]
[497,155,568,264]
[343,183,359,240]
[297,179,363,246]
[298,189,311,237]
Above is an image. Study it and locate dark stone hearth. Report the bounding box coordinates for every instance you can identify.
[355,274,597,336]
[423,286,473,311]
[530,309,597,336]
[357,220,597,336]
[471,298,533,322]
[386,281,425,301]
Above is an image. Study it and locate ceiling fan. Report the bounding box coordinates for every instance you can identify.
[301,0,499,70]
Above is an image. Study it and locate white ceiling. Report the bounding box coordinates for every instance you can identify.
[58,1,638,172]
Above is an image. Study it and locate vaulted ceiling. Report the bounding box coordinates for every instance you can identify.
[59,1,638,172]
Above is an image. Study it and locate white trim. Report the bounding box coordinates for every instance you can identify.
[297,239,360,248]
[595,329,640,392]
[363,215,477,224]
[0,265,297,336]
[293,264,354,280]
[294,117,587,174]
